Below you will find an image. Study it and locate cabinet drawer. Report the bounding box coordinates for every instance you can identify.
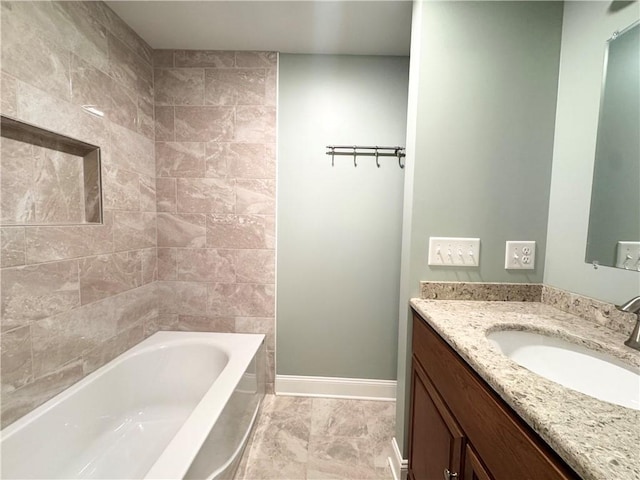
[412,312,579,480]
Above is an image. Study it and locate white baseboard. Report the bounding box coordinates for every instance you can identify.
[275,375,396,401]
[389,437,408,480]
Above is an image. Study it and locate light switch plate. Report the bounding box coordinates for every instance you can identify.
[505,241,536,270]
[616,241,640,270]
[428,237,480,267]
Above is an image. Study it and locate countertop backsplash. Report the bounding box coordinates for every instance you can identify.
[541,285,636,337]
[419,281,637,337]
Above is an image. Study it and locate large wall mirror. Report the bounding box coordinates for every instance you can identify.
[585,21,639,271]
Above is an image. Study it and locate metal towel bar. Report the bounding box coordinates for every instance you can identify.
[326,145,406,168]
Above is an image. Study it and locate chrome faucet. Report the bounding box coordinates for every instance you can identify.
[617,296,640,351]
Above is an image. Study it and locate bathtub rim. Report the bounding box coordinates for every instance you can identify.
[144,331,265,479]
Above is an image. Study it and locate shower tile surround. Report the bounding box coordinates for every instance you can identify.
[0,1,157,428]
[0,1,277,427]
[152,49,277,392]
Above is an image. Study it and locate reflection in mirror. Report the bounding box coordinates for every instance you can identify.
[586,21,639,271]
[0,116,102,226]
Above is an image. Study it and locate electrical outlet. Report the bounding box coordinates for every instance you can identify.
[616,241,640,270]
[505,241,536,270]
[428,237,480,267]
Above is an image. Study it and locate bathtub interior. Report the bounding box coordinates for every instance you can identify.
[0,334,261,480]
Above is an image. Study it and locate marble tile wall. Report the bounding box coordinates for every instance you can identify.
[0,1,158,427]
[0,138,85,225]
[152,49,277,392]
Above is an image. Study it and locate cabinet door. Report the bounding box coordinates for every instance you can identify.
[464,445,493,480]
[409,359,464,480]
[412,313,579,480]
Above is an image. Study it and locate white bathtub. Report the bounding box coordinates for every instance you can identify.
[1,332,265,480]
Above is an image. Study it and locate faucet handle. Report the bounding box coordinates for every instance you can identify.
[618,297,640,351]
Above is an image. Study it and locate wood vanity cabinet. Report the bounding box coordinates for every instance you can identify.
[408,311,580,480]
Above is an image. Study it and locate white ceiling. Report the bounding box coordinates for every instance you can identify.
[105,1,412,56]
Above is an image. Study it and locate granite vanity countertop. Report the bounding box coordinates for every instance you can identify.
[410,298,640,480]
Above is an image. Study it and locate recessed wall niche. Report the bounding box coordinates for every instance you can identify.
[0,115,102,225]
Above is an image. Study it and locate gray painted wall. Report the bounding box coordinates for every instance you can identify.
[546,1,640,304]
[277,54,409,380]
[395,1,563,454]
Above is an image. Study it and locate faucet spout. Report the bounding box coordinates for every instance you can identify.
[617,296,640,351]
[618,296,640,314]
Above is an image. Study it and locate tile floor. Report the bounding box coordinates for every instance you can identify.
[234,395,395,480]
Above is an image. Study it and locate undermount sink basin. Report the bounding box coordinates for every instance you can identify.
[487,330,640,410]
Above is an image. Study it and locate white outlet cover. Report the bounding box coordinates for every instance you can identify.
[428,237,480,267]
[616,241,640,270]
[505,241,536,270]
